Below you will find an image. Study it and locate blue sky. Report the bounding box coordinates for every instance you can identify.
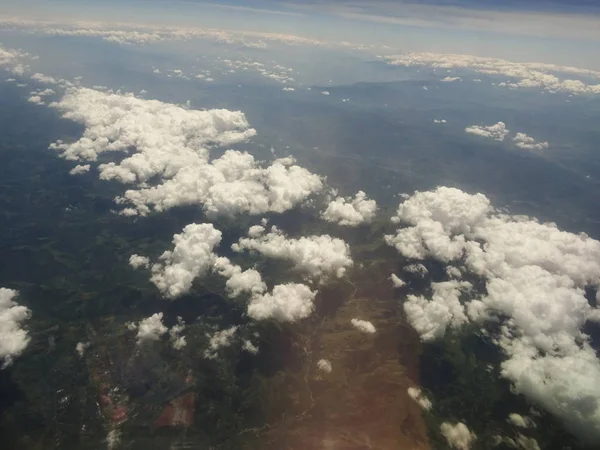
[1,0,599,67]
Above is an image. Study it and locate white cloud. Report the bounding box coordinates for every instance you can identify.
[233,226,353,281]
[386,52,600,96]
[149,223,222,299]
[248,283,316,322]
[321,90,330,95]
[169,318,186,350]
[441,76,462,82]
[404,263,429,276]
[433,119,447,124]
[204,326,238,359]
[282,87,295,91]
[513,132,549,150]
[27,95,44,105]
[106,429,121,450]
[30,73,57,84]
[49,88,325,217]
[350,318,376,334]
[129,254,150,269]
[242,340,259,354]
[321,190,377,226]
[407,387,432,411]
[0,288,31,368]
[317,358,332,373]
[508,413,534,429]
[69,164,90,175]
[386,186,600,442]
[440,422,476,450]
[390,273,406,288]
[465,121,509,142]
[404,280,472,341]
[131,312,168,345]
[75,341,89,357]
[213,256,267,298]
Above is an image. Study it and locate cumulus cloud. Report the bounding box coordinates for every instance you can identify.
[317,358,332,373]
[321,90,330,96]
[350,318,376,334]
[204,326,238,359]
[386,186,600,442]
[30,72,57,84]
[441,76,462,82]
[49,88,323,218]
[233,226,353,281]
[169,317,186,350]
[321,190,377,226]
[385,52,600,95]
[27,95,44,105]
[433,119,447,124]
[69,164,90,175]
[407,387,432,411]
[131,313,168,345]
[242,340,259,354]
[282,87,295,91]
[404,280,472,341]
[248,283,316,322]
[213,256,267,298]
[512,132,549,150]
[440,422,476,450]
[75,341,89,357]
[148,224,222,299]
[465,121,509,142]
[0,288,31,368]
[390,273,406,288]
[508,413,534,429]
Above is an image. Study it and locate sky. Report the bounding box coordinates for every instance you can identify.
[1,0,599,68]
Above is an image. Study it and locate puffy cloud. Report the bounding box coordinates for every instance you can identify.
[49,88,324,217]
[321,190,377,226]
[106,429,121,450]
[433,119,447,124]
[69,164,90,175]
[0,288,31,368]
[385,52,600,95]
[508,413,534,429]
[30,73,57,84]
[441,76,462,82]
[233,226,353,281]
[440,422,476,450]
[248,283,316,322]
[465,121,509,142]
[242,340,259,354]
[317,359,332,373]
[390,273,406,288]
[404,281,472,341]
[148,224,222,299]
[321,90,330,96]
[513,132,549,150]
[27,95,44,105]
[128,254,148,270]
[131,313,168,345]
[350,318,376,334]
[404,263,429,276]
[213,257,267,298]
[407,387,432,411]
[204,326,238,359]
[75,341,90,357]
[169,318,186,350]
[387,186,600,442]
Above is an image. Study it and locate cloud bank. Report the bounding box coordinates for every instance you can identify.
[0,288,31,368]
[387,186,600,442]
